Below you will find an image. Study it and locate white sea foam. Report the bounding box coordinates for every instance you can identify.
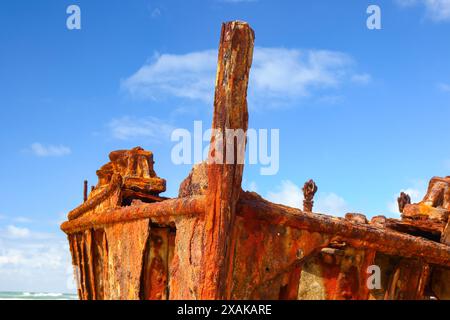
[0,291,77,300]
[23,292,63,297]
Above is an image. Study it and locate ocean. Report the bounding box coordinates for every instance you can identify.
[0,291,78,300]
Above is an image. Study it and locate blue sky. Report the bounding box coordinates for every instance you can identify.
[0,0,450,293]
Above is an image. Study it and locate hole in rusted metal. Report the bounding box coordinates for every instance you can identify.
[140,223,176,300]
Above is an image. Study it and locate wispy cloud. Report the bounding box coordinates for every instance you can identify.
[266,180,349,216]
[5,225,31,239]
[0,215,33,224]
[267,180,302,208]
[13,216,33,224]
[314,193,349,217]
[351,73,372,85]
[122,47,369,109]
[444,159,450,169]
[0,223,73,292]
[0,209,82,293]
[150,8,161,18]
[2,225,53,240]
[29,143,71,157]
[396,0,450,21]
[108,116,175,141]
[248,181,258,192]
[387,185,426,215]
[250,48,363,107]
[0,243,67,269]
[438,82,450,92]
[122,51,217,103]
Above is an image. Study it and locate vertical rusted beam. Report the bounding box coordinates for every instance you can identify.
[302,180,318,212]
[141,227,170,300]
[431,267,450,299]
[84,230,97,300]
[91,229,107,300]
[200,21,254,300]
[442,220,450,245]
[104,220,150,300]
[384,259,430,300]
[278,266,302,300]
[83,180,88,202]
[68,235,82,299]
[75,233,91,300]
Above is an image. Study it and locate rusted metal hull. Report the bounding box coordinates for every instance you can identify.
[63,193,450,300]
[61,21,450,300]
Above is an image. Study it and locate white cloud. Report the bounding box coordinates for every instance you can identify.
[0,227,74,293]
[6,225,31,239]
[267,180,302,208]
[424,0,450,20]
[30,143,71,157]
[0,215,33,224]
[248,181,258,192]
[266,180,349,216]
[314,193,349,217]
[2,225,55,240]
[250,48,358,107]
[0,250,23,266]
[122,47,369,108]
[396,0,450,21]
[13,216,33,224]
[387,187,425,215]
[122,50,217,103]
[108,116,175,141]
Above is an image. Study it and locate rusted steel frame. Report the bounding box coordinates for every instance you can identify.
[443,220,450,245]
[237,196,450,267]
[141,226,171,300]
[384,259,430,300]
[84,230,97,299]
[200,21,255,300]
[68,173,122,220]
[83,180,88,202]
[61,196,205,234]
[385,218,445,234]
[250,247,324,299]
[68,235,82,299]
[104,219,150,300]
[121,189,168,203]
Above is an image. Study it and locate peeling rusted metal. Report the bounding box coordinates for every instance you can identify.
[200,20,254,300]
[397,192,411,214]
[62,196,205,234]
[61,21,450,300]
[104,220,150,300]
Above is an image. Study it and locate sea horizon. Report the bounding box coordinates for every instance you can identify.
[0,291,78,300]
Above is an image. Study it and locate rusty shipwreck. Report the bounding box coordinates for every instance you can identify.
[61,21,450,300]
